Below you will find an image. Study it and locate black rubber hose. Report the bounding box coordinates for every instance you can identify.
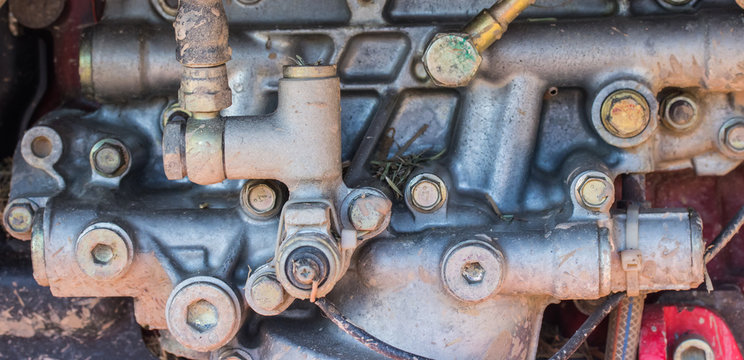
[315,298,433,360]
[705,205,744,264]
[550,292,627,360]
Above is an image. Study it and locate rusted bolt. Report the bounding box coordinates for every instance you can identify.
[90,139,129,177]
[461,261,485,284]
[578,177,611,208]
[663,94,698,132]
[75,224,133,280]
[240,182,280,217]
[218,349,253,360]
[4,202,34,235]
[672,338,715,360]
[186,299,219,332]
[422,33,482,88]
[600,89,650,138]
[407,174,447,213]
[250,275,286,311]
[724,123,744,152]
[349,194,392,232]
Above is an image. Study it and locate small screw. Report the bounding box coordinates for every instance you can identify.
[578,176,612,209]
[293,259,319,286]
[601,89,650,138]
[461,262,485,284]
[5,202,34,234]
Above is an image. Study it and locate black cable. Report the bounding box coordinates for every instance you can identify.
[705,205,744,264]
[549,292,626,360]
[314,298,433,360]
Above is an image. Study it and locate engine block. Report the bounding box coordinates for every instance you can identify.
[4,0,744,359]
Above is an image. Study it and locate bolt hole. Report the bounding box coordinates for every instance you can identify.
[31,136,52,158]
[548,87,559,96]
[91,244,114,265]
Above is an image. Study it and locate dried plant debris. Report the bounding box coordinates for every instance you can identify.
[290,55,323,66]
[371,124,445,198]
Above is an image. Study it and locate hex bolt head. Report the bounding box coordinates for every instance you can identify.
[349,194,392,232]
[247,184,276,214]
[461,261,485,284]
[250,276,286,311]
[93,144,124,175]
[186,299,219,332]
[725,123,744,152]
[4,202,34,234]
[422,33,482,88]
[600,89,650,138]
[408,174,446,213]
[75,224,133,280]
[579,177,611,208]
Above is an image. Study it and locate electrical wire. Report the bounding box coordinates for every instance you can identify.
[704,205,744,264]
[314,298,433,360]
[549,292,626,360]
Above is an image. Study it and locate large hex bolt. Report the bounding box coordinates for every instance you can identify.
[442,238,505,302]
[422,33,482,88]
[245,265,294,316]
[672,338,715,360]
[348,193,392,233]
[406,173,447,213]
[573,171,614,212]
[600,89,650,138]
[662,94,698,132]
[90,139,130,177]
[166,276,243,352]
[3,200,36,240]
[75,223,133,280]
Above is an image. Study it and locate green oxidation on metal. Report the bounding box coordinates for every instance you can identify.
[448,35,477,63]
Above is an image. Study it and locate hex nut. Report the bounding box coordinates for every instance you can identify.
[166,276,243,352]
[672,338,715,360]
[406,174,447,213]
[90,139,130,178]
[75,223,133,280]
[349,194,392,232]
[422,33,482,88]
[600,89,650,138]
[442,239,505,302]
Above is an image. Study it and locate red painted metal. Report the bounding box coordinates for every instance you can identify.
[639,304,742,360]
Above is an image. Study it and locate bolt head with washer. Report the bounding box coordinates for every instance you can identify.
[3,201,35,237]
[442,238,505,302]
[166,276,243,352]
[90,139,130,178]
[240,181,282,218]
[406,173,447,213]
[75,223,133,280]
